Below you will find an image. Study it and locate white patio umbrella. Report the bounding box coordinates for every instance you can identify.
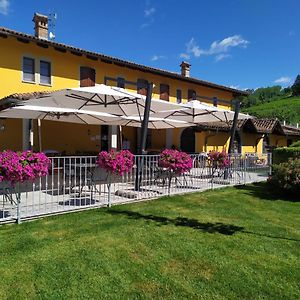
[0,105,122,125]
[15,84,183,117]
[150,100,251,123]
[111,116,194,129]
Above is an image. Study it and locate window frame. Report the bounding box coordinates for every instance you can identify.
[160,83,170,101]
[39,60,52,86]
[22,56,36,84]
[176,89,182,104]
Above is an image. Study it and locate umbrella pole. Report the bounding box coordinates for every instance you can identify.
[135,82,153,191]
[38,119,42,152]
[228,100,240,154]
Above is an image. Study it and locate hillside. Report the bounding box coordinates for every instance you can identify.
[242,96,300,125]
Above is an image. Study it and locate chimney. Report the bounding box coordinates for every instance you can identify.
[180,61,191,77]
[33,13,48,40]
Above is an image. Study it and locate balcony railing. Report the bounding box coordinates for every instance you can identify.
[0,153,271,224]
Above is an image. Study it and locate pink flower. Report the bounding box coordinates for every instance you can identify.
[0,150,51,185]
[97,150,134,176]
[159,149,193,174]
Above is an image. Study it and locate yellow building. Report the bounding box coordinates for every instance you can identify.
[0,13,298,154]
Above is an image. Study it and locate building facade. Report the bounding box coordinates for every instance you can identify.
[0,14,299,154]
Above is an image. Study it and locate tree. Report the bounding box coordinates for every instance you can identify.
[291,75,300,96]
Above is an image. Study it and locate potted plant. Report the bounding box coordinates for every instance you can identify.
[159,149,193,195]
[97,150,134,207]
[0,150,51,223]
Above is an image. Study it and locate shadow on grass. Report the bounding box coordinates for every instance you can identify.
[107,210,300,242]
[107,210,244,235]
[234,182,299,202]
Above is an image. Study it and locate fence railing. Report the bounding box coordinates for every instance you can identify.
[0,153,271,224]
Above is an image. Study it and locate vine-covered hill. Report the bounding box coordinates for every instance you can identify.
[242,96,300,125]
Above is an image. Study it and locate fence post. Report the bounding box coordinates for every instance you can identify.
[268,153,272,176]
[16,183,21,224]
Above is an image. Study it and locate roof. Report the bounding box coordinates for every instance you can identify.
[251,118,284,134]
[0,26,248,97]
[282,125,300,136]
[197,119,249,132]
[196,118,300,136]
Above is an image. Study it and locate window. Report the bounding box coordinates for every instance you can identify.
[176,89,182,104]
[80,67,96,87]
[117,77,125,88]
[137,79,148,95]
[160,84,169,101]
[23,57,35,82]
[213,97,218,107]
[40,61,51,85]
[188,89,196,101]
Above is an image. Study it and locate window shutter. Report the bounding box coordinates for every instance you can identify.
[160,84,169,101]
[80,67,96,87]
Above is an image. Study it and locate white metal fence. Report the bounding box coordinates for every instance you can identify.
[0,153,271,224]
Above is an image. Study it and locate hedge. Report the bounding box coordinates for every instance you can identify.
[272,147,300,164]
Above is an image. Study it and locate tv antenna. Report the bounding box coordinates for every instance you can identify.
[48,12,57,40]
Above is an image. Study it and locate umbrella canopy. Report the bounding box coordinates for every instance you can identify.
[111,116,194,129]
[150,100,251,123]
[0,105,192,129]
[14,84,182,117]
[0,105,122,125]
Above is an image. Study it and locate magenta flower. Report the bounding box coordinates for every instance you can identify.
[0,150,51,185]
[97,150,134,176]
[159,149,193,174]
[208,150,230,169]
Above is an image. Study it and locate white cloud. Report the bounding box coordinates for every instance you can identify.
[209,35,249,54]
[186,38,205,57]
[274,76,292,84]
[180,53,190,60]
[215,53,231,62]
[144,7,155,17]
[151,55,166,61]
[181,35,249,61]
[0,0,9,15]
[229,85,240,90]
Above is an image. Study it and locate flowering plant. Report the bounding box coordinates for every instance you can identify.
[159,149,193,174]
[97,150,134,176]
[0,150,51,185]
[207,150,230,169]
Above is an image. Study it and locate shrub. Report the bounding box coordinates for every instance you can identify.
[269,158,300,195]
[290,140,300,148]
[272,147,300,164]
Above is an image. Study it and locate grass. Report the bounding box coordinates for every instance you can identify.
[242,96,300,124]
[0,183,299,299]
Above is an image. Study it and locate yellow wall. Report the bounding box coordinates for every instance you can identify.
[0,35,236,153]
[241,132,263,154]
[270,134,287,148]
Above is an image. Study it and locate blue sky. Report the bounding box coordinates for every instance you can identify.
[0,0,299,90]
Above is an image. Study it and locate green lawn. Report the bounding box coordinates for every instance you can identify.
[0,183,299,300]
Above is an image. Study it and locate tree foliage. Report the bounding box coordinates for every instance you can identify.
[291,75,300,96]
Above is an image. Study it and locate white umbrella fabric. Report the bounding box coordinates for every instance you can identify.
[0,105,192,129]
[0,105,122,125]
[16,85,183,117]
[150,100,251,123]
[111,116,194,129]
